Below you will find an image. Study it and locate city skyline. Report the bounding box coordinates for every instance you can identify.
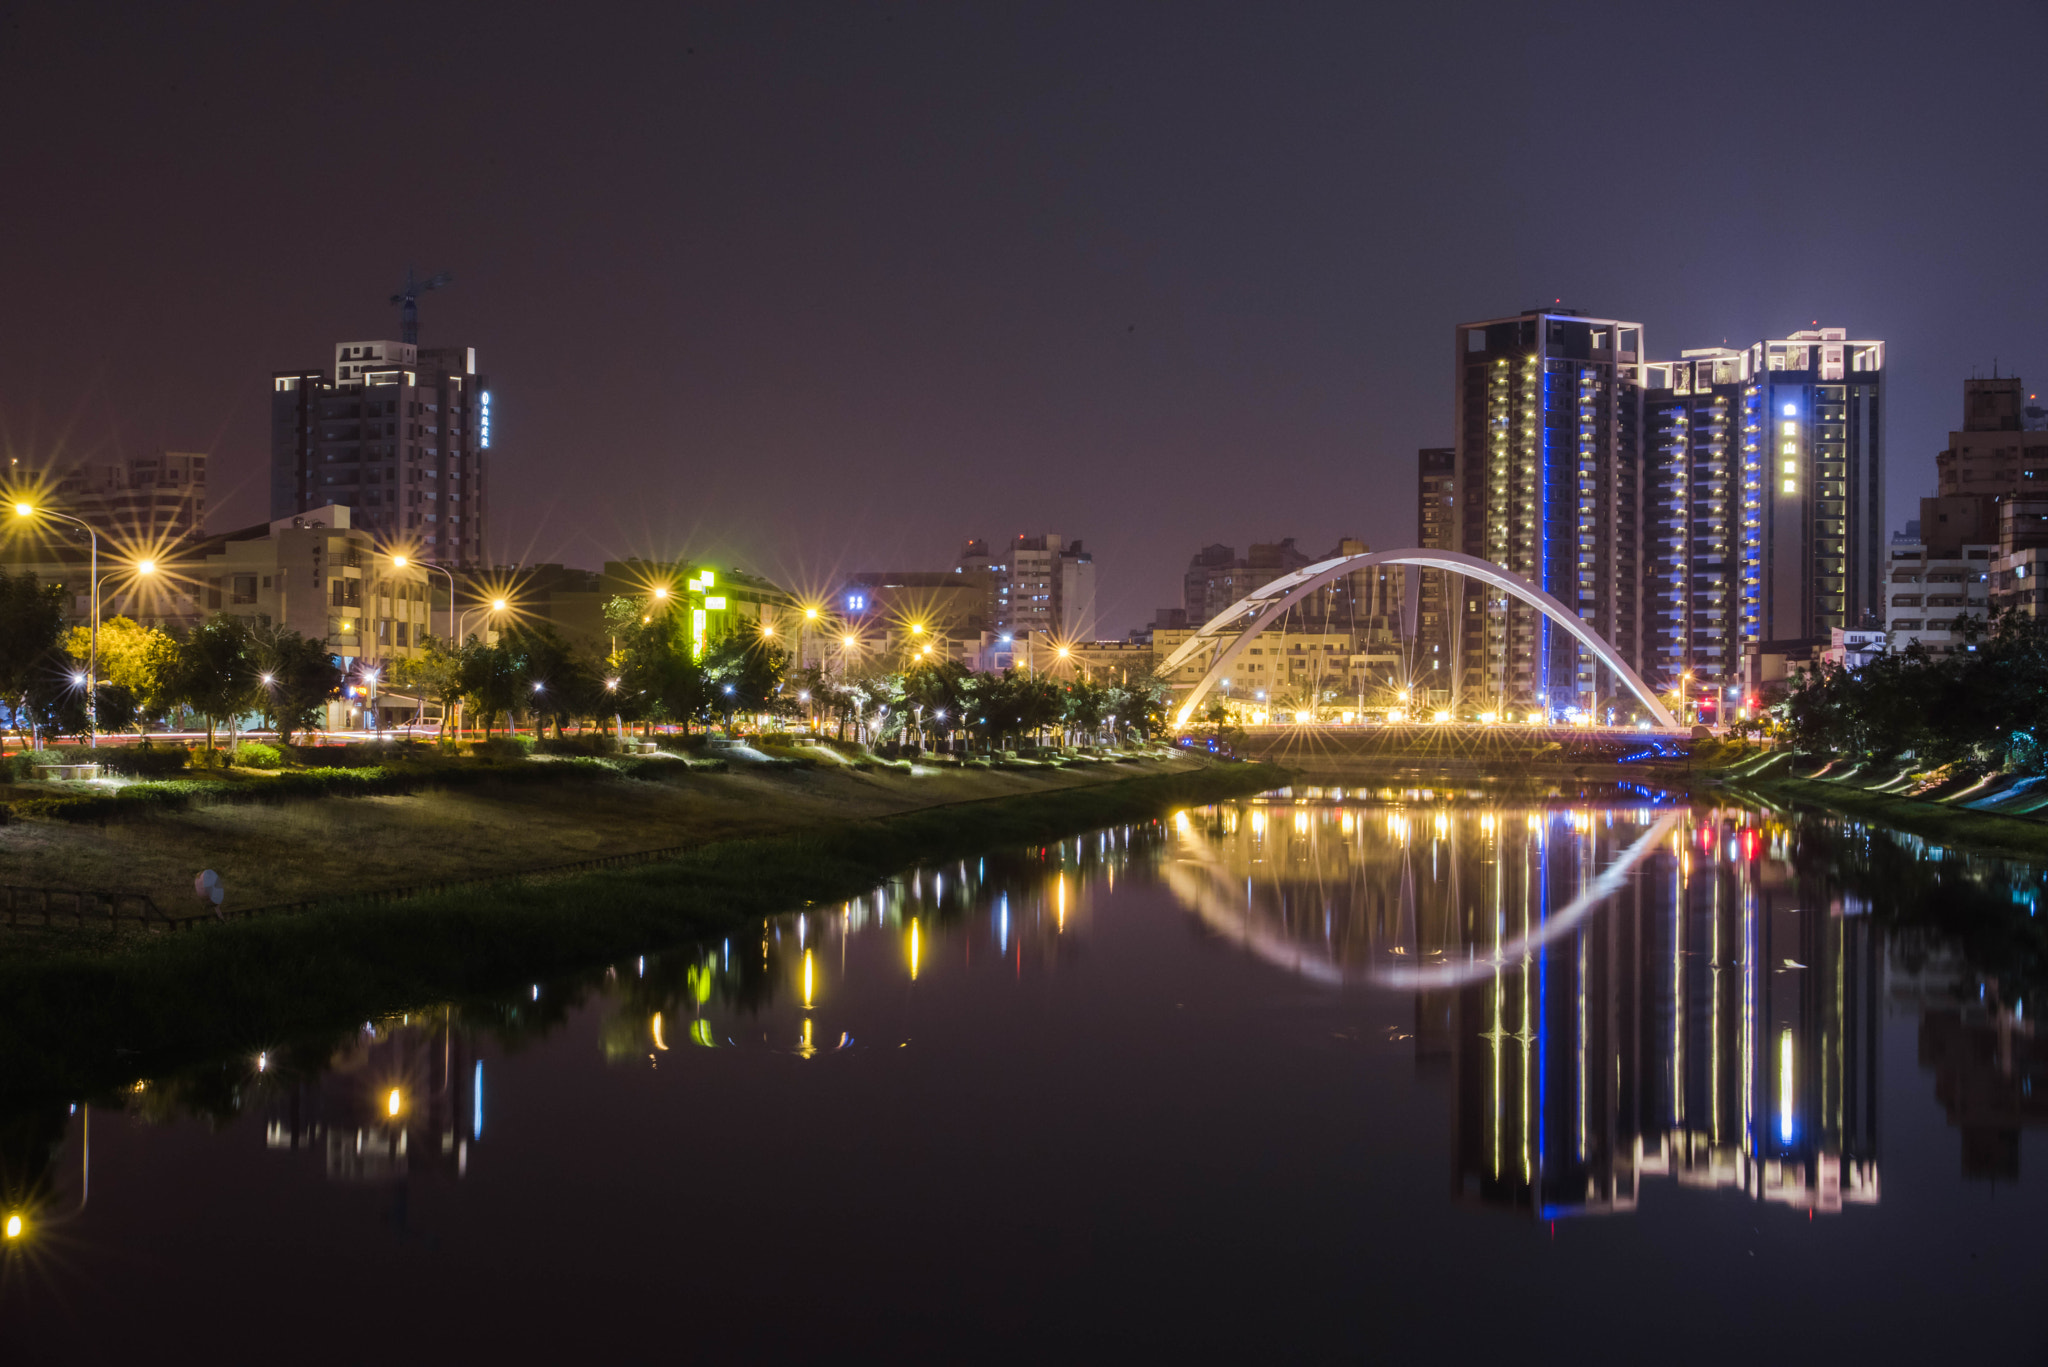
[1,5,2043,635]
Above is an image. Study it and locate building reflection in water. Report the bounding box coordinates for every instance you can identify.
[11,795,2043,1248]
[1915,973,2044,1179]
[260,1008,481,1189]
[595,828,1158,1065]
[1161,791,1881,1218]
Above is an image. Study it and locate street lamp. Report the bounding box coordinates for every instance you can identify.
[459,596,509,641]
[390,552,455,648]
[14,502,100,747]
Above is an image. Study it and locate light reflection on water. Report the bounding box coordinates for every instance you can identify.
[4,788,2046,1353]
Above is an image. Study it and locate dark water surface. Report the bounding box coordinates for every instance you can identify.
[4,789,2046,1362]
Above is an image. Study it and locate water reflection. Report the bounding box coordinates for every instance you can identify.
[259,1011,481,1186]
[3,791,2044,1259]
[1166,797,1883,1216]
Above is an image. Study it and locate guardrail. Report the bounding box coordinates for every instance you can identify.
[2,885,171,931]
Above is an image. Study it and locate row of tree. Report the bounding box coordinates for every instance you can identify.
[397,597,1174,750]
[4,570,1175,752]
[1776,609,2048,773]
[1,569,341,747]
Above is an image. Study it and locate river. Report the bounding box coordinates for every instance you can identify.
[3,785,2045,1361]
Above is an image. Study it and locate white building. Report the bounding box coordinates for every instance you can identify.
[1886,539,1991,659]
[956,533,1095,641]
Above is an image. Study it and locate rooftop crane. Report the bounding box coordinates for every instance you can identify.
[390,266,453,344]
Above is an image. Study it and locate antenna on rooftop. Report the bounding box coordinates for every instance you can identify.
[390,265,453,345]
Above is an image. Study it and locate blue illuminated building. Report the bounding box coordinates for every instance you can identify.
[1451,309,1646,718]
[1642,330,1885,712]
[1438,315,1883,722]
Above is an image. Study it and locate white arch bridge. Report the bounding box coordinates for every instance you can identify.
[1157,548,1679,732]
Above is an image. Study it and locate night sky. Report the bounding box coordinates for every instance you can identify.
[3,2,2044,633]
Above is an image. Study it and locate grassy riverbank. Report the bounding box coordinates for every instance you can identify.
[1702,749,2048,860]
[2,748,1211,912]
[0,761,1281,1102]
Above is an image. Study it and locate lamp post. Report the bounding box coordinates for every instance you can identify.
[97,556,155,623]
[14,503,99,747]
[447,598,508,740]
[361,667,381,738]
[388,553,449,734]
[391,553,455,644]
[459,596,508,642]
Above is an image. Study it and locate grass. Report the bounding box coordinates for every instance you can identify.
[0,762,1283,1104]
[0,752,1212,911]
[1717,769,2048,860]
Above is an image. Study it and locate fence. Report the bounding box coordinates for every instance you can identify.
[2,885,171,931]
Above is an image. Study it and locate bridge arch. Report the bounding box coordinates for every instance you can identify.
[1159,548,1679,731]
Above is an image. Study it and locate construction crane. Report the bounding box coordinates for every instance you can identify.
[389,266,452,344]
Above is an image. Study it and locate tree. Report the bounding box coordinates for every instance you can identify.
[459,639,526,739]
[0,568,89,748]
[503,622,598,737]
[93,683,140,734]
[66,615,180,718]
[251,625,342,746]
[1063,678,1108,747]
[171,614,259,749]
[704,620,788,731]
[900,658,970,752]
[392,633,470,738]
[602,595,708,734]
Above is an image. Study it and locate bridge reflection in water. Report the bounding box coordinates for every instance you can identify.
[1162,793,1881,1219]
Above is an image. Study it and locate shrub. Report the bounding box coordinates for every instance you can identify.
[474,735,536,761]
[189,746,232,771]
[235,742,284,770]
[536,734,619,757]
[288,740,437,769]
[50,742,191,779]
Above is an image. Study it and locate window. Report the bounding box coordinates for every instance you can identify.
[231,575,257,605]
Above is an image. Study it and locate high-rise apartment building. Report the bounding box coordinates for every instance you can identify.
[955,533,1096,640]
[1934,375,2048,497]
[1427,312,1884,718]
[1450,309,1646,714]
[1749,330,1886,644]
[44,450,208,545]
[1414,447,1455,699]
[1181,539,1313,625]
[271,339,491,566]
[1649,330,1884,704]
